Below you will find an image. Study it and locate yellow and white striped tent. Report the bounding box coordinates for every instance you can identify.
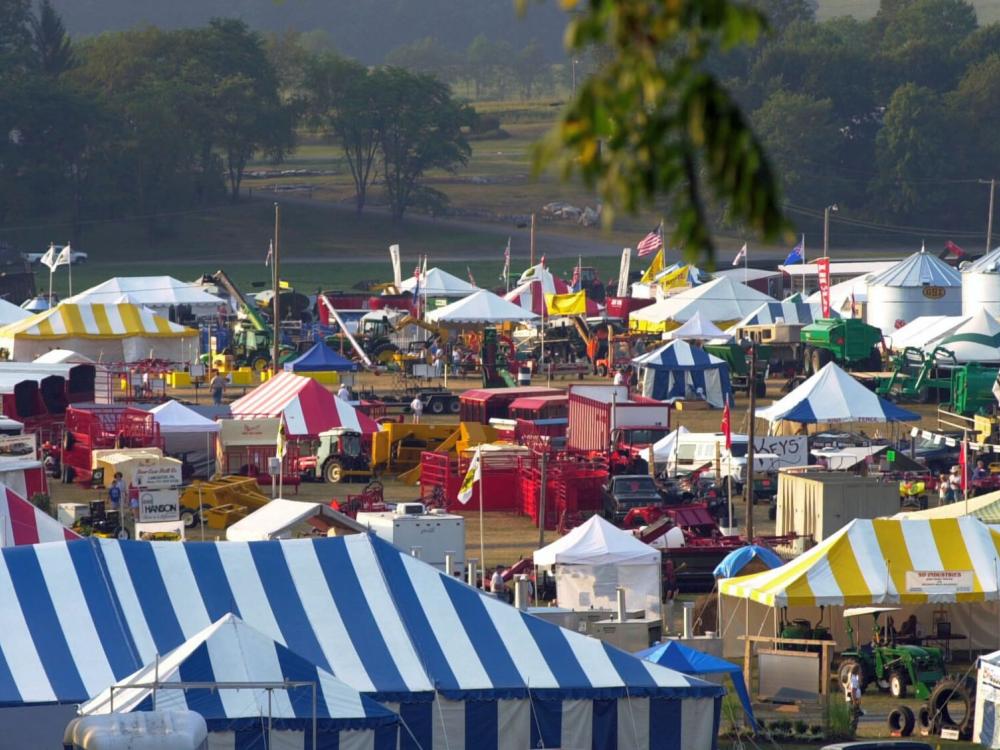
[0,303,198,363]
[719,517,1000,607]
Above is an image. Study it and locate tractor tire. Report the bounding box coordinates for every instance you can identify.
[838,658,866,693]
[251,356,270,372]
[886,705,915,736]
[429,399,445,415]
[448,399,460,414]
[889,669,908,699]
[917,704,936,735]
[929,676,976,739]
[180,508,198,528]
[324,460,345,484]
[116,527,130,540]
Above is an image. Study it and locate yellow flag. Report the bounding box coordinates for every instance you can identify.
[640,248,664,283]
[457,447,482,505]
[276,419,286,459]
[659,264,690,290]
[545,291,587,316]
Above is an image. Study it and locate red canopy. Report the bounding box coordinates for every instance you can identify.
[0,484,79,546]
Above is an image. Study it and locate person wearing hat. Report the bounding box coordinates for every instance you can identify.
[948,465,963,503]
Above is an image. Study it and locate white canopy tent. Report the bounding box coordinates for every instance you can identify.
[0,298,30,326]
[149,400,220,478]
[226,498,365,541]
[65,276,225,319]
[630,276,775,332]
[640,425,690,466]
[936,309,1000,362]
[534,514,662,616]
[886,315,967,351]
[663,311,729,340]
[399,268,479,298]
[426,289,539,325]
[806,274,871,317]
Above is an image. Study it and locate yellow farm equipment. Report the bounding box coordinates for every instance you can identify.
[179,476,271,529]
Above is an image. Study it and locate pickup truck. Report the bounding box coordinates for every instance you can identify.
[602,474,663,525]
[22,246,88,265]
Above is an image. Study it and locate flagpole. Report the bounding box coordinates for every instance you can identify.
[67,246,73,297]
[48,269,53,308]
[479,454,486,573]
[801,234,807,296]
[744,242,748,285]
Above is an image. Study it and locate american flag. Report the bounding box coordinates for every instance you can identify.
[636,223,663,257]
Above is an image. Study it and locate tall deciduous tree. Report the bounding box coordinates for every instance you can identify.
[377,68,474,219]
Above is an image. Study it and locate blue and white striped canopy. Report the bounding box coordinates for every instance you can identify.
[756,361,919,424]
[0,535,718,707]
[634,340,733,408]
[731,301,834,329]
[633,339,725,370]
[80,613,398,737]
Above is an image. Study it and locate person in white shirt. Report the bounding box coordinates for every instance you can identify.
[612,369,624,386]
[336,383,350,401]
[490,565,507,601]
[846,669,863,715]
[410,396,424,423]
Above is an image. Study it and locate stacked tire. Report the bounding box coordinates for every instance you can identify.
[887,706,915,736]
[927,676,975,739]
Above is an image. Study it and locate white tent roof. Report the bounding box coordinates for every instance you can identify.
[867,250,961,288]
[756,361,919,424]
[426,289,539,324]
[641,425,690,463]
[149,400,220,433]
[964,245,1000,273]
[806,274,870,313]
[886,315,967,350]
[937,309,1000,362]
[399,268,479,297]
[630,277,775,326]
[33,348,97,364]
[65,276,225,310]
[664,311,729,340]
[0,298,30,326]
[534,514,660,567]
[226,498,364,541]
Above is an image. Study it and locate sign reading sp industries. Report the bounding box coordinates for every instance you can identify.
[904,570,974,594]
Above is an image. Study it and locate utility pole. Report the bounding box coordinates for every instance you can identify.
[530,212,536,267]
[823,204,838,258]
[272,202,281,372]
[982,179,997,253]
[743,346,757,542]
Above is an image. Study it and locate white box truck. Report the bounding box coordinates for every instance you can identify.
[356,503,465,573]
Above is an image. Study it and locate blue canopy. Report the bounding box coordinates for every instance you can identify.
[636,640,757,731]
[284,341,358,372]
[713,545,784,579]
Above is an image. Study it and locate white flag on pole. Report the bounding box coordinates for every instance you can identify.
[457,447,482,505]
[39,245,58,270]
[389,244,402,289]
[54,244,72,268]
[732,243,747,267]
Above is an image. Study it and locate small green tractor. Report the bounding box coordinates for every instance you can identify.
[836,607,945,700]
[297,428,373,484]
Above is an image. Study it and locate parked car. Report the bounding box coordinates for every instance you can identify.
[22,245,88,265]
[601,474,663,525]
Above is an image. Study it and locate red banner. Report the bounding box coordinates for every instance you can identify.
[817,257,831,318]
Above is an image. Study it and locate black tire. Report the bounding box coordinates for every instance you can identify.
[887,706,913,736]
[448,399,460,414]
[180,508,198,528]
[917,704,934,734]
[929,676,975,739]
[251,356,269,372]
[838,658,866,693]
[116,527,130,540]
[324,460,344,484]
[888,669,908,699]
[429,399,444,415]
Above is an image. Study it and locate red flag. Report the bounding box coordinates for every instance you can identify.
[945,240,966,258]
[721,399,732,450]
[817,257,831,318]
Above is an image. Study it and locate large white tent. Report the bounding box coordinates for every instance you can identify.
[226,498,365,540]
[756,361,919,425]
[426,289,539,325]
[629,276,775,332]
[886,314,967,351]
[399,268,479,298]
[663,311,729,340]
[806,274,871,317]
[534,514,663,616]
[0,298,30,326]
[66,276,225,319]
[936,308,1000,362]
[640,425,691,466]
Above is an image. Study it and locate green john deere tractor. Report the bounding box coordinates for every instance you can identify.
[836,607,945,700]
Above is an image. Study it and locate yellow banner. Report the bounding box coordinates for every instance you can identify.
[545,291,587,316]
[639,248,664,283]
[659,264,690,290]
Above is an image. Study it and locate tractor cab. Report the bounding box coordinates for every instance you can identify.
[314,428,371,484]
[838,606,945,700]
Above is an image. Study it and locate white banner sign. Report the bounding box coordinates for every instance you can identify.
[0,433,37,459]
[133,461,182,489]
[754,436,808,468]
[905,570,974,594]
[138,488,180,522]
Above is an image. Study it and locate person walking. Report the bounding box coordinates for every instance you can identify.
[410,395,424,424]
[490,565,507,602]
[210,371,226,406]
[336,382,350,401]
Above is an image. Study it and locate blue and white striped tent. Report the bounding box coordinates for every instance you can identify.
[80,613,399,750]
[0,534,722,750]
[730,301,835,329]
[634,340,733,408]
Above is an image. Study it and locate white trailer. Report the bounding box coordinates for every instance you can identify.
[356,503,465,573]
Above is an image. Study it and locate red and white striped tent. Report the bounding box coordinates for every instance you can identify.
[230,372,378,437]
[0,484,79,546]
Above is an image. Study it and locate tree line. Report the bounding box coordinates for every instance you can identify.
[0,1,475,243]
[715,0,1000,238]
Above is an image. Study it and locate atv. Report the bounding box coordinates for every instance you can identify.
[836,606,945,700]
